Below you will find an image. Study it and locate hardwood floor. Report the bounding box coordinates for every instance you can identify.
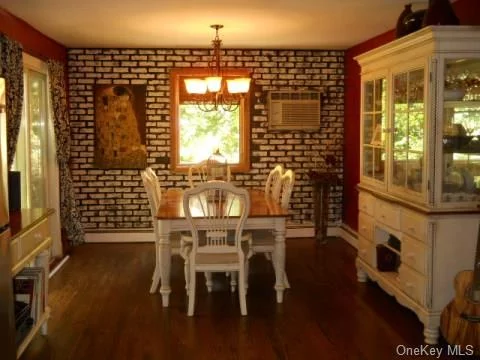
[19,238,469,360]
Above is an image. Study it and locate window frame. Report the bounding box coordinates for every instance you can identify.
[170,68,251,173]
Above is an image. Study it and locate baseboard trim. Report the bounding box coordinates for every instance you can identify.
[335,224,358,249]
[49,255,70,278]
[84,224,359,245]
[85,232,155,243]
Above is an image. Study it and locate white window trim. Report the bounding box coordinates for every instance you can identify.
[22,53,62,258]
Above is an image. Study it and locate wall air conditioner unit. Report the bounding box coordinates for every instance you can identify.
[268,91,321,130]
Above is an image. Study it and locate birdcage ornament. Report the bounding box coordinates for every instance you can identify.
[206,149,228,182]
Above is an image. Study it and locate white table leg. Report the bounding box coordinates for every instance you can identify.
[149,242,161,293]
[273,218,286,303]
[158,220,172,307]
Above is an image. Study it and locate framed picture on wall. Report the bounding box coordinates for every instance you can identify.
[94,84,147,169]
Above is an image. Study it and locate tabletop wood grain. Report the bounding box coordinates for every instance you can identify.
[156,189,288,219]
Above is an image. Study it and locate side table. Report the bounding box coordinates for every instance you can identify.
[308,171,339,243]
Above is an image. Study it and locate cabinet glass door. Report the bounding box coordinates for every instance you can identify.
[392,68,425,194]
[362,78,386,184]
[441,58,480,203]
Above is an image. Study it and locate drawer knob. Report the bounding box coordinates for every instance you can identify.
[408,227,415,233]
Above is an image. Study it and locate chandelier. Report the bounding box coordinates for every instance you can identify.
[184,24,251,112]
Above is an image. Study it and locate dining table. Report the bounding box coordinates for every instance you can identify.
[156,188,289,307]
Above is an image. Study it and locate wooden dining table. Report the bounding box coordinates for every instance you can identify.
[156,188,289,307]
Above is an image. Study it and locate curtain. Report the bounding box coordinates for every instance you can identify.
[47,60,85,246]
[0,34,23,169]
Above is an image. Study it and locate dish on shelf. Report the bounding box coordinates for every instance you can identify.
[443,168,464,192]
[443,168,475,193]
[444,88,466,101]
[461,168,475,192]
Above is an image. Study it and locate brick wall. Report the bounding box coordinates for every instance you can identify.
[67,48,344,231]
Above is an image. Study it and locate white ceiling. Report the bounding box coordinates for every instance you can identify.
[0,0,434,49]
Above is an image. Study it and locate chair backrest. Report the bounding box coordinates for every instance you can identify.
[279,169,295,210]
[141,170,159,227]
[144,167,162,206]
[265,165,283,201]
[188,160,209,188]
[183,181,250,256]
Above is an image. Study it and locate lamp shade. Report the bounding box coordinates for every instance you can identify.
[206,76,222,92]
[227,78,251,94]
[185,78,207,94]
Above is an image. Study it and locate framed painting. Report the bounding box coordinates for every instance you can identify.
[94,84,147,169]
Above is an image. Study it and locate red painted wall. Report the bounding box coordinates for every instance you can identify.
[0,8,66,63]
[343,0,480,232]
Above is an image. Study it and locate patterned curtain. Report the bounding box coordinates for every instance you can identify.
[0,34,23,168]
[47,60,85,245]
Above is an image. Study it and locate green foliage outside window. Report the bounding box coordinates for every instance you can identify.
[179,105,240,164]
[393,104,424,159]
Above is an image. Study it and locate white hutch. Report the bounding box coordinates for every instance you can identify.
[355,26,480,344]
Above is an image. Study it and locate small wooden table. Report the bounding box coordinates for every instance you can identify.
[309,171,339,243]
[156,188,289,307]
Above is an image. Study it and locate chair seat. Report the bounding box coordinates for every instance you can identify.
[243,230,275,251]
[170,232,192,258]
[184,240,249,266]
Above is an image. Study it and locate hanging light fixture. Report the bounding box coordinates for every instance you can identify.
[184,24,251,112]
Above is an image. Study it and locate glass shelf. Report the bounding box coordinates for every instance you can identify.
[441,59,480,203]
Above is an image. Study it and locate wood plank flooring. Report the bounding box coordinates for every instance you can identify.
[19,238,471,360]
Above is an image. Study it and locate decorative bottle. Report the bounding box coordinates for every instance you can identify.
[396,4,413,38]
[422,0,459,26]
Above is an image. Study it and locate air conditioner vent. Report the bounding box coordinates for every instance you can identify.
[268,91,321,130]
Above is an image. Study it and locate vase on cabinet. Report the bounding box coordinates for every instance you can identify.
[403,9,427,36]
[423,0,459,26]
[396,4,413,38]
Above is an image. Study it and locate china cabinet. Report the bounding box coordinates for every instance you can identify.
[10,209,54,358]
[356,26,480,345]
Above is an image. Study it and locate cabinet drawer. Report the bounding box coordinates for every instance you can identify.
[374,199,400,230]
[358,236,376,268]
[398,265,426,306]
[358,192,374,216]
[402,235,427,275]
[11,219,50,265]
[401,210,427,243]
[358,212,374,241]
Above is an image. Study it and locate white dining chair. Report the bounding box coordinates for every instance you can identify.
[141,170,191,294]
[248,169,295,288]
[182,181,251,316]
[144,167,162,204]
[265,164,283,201]
[188,160,209,188]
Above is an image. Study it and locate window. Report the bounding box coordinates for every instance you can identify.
[12,53,62,256]
[170,68,250,172]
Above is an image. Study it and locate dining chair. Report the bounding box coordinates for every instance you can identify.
[188,160,209,188]
[248,169,295,288]
[182,181,251,316]
[265,164,283,201]
[144,167,162,204]
[141,170,191,294]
